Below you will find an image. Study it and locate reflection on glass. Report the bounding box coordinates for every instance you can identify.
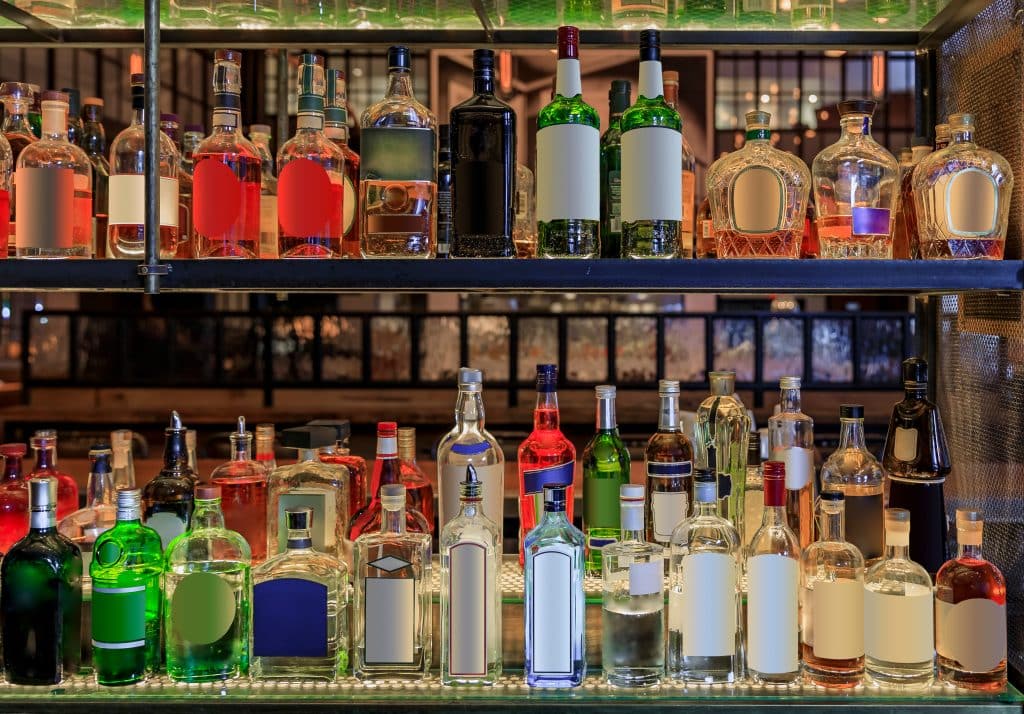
[558,0,606,26]
[859,318,902,384]
[216,0,282,27]
[393,0,437,26]
[322,316,363,381]
[348,0,389,26]
[468,316,510,382]
[665,317,705,382]
[763,317,803,382]
[567,317,608,382]
[291,0,342,26]
[811,317,852,382]
[28,315,70,379]
[273,316,314,382]
[517,318,558,382]
[616,317,656,384]
[712,318,755,382]
[169,0,214,25]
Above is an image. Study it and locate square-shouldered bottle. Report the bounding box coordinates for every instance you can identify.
[310,418,367,518]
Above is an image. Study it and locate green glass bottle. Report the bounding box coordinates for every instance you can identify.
[164,482,252,682]
[91,488,163,685]
[1,477,83,684]
[620,30,682,259]
[559,0,605,25]
[600,80,630,259]
[582,385,631,574]
[537,26,601,258]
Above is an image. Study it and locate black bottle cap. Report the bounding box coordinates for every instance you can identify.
[473,48,495,72]
[747,432,761,464]
[838,98,876,117]
[609,79,631,114]
[639,29,660,62]
[820,490,844,502]
[388,46,411,71]
[280,425,337,450]
[840,404,864,419]
[903,357,928,385]
[306,419,351,442]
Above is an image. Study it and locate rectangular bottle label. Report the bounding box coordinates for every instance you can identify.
[449,541,489,677]
[360,127,435,183]
[279,489,336,554]
[364,576,416,664]
[92,585,147,649]
[529,548,573,674]
[943,168,998,237]
[730,166,785,234]
[440,461,504,539]
[621,126,682,224]
[864,585,933,664]
[747,554,798,674]
[584,477,623,532]
[651,490,688,543]
[522,460,574,495]
[629,559,663,597]
[536,124,600,222]
[851,206,891,236]
[253,578,329,657]
[773,446,813,490]
[808,579,864,660]
[677,552,737,656]
[108,175,179,227]
[16,166,74,250]
[935,598,1007,673]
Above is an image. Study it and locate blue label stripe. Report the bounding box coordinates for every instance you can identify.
[523,461,575,495]
[450,442,492,456]
[647,461,693,477]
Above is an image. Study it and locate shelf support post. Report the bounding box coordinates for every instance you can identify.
[914,48,937,143]
[139,0,166,294]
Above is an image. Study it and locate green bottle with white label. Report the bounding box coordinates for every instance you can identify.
[582,385,631,575]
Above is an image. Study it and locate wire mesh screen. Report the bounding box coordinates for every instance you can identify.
[937,0,1024,258]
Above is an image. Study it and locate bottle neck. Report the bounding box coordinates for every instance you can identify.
[473,72,495,96]
[746,127,770,143]
[193,499,225,529]
[162,430,190,474]
[35,445,56,471]
[596,396,617,431]
[459,497,481,519]
[658,393,679,431]
[958,541,983,560]
[131,105,145,128]
[841,114,872,138]
[82,121,105,155]
[381,505,406,534]
[296,448,319,463]
[31,505,56,531]
[2,103,33,136]
[286,528,313,550]
[905,384,927,400]
[3,456,21,481]
[820,507,845,542]
[637,60,663,100]
[952,125,974,145]
[212,106,241,133]
[541,505,569,526]
[385,68,415,100]
[695,498,718,516]
[231,435,252,462]
[884,539,909,561]
[296,109,325,132]
[455,388,486,430]
[534,389,560,430]
[41,106,68,140]
[780,386,802,412]
[555,58,582,99]
[87,469,116,508]
[837,417,866,450]
[620,504,644,542]
[762,503,787,527]
[372,435,402,497]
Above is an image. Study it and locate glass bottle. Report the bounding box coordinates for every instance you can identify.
[183,123,205,173]
[277,53,345,258]
[0,443,27,552]
[440,465,503,685]
[820,404,884,562]
[61,88,82,147]
[935,509,1007,690]
[882,357,950,575]
[360,45,437,258]
[791,0,832,28]
[170,0,214,24]
[216,0,281,27]
[934,122,951,150]
[111,428,136,489]
[912,112,1013,259]
[514,162,537,257]
[894,138,931,259]
[601,484,664,687]
[15,90,92,258]
[449,49,515,258]
[141,411,196,550]
[58,444,117,571]
[210,416,270,564]
[768,376,815,550]
[311,418,367,519]
[193,49,261,259]
[863,508,934,688]
[518,364,577,565]
[349,422,429,542]
[353,483,432,680]
[436,124,453,258]
[0,124,13,253]
[611,0,667,27]
[524,484,586,688]
[694,370,751,536]
[696,195,715,258]
[583,385,630,574]
[90,488,163,686]
[254,422,277,471]
[800,491,865,688]
[27,431,79,522]
[248,123,278,259]
[436,367,504,541]
[252,506,348,680]
[742,432,764,546]
[185,428,199,477]
[600,79,630,259]
[1,477,82,684]
[82,96,110,257]
[645,379,694,549]
[2,82,36,255]
[707,110,811,259]
[812,99,899,259]
[737,0,778,25]
[801,194,820,258]
[324,69,361,258]
[668,470,741,683]
[28,85,42,139]
[164,483,251,682]
[663,70,698,258]
[537,26,600,258]
[107,73,180,260]
[397,427,436,534]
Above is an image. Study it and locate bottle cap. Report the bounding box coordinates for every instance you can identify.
[639,29,660,62]
[89,443,113,474]
[116,488,142,512]
[460,464,482,500]
[762,462,784,506]
[709,370,736,394]
[169,410,184,431]
[381,483,406,510]
[195,482,221,500]
[41,89,68,104]
[0,443,26,458]
[250,123,271,135]
[595,384,615,399]
[658,378,679,396]
[388,46,411,70]
[536,363,558,392]
[747,432,761,465]
[694,468,717,503]
[840,404,864,419]
[286,506,314,531]
[459,367,483,385]
[663,70,679,84]
[543,483,567,511]
[29,477,56,512]
[780,375,801,390]
[838,98,876,116]
[215,48,242,65]
[557,26,579,60]
[279,425,336,450]
[608,79,631,115]
[884,507,911,547]
[307,419,351,443]
[745,110,771,128]
[902,357,928,386]
[377,421,398,437]
[956,509,983,546]
[83,96,104,107]
[473,48,495,73]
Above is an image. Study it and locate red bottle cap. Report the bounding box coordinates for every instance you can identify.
[557,26,579,60]
[0,443,26,458]
[377,421,398,437]
[195,482,221,500]
[763,460,785,507]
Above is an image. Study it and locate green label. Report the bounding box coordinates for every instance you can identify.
[584,477,624,530]
[93,585,147,648]
[360,127,435,183]
[172,572,237,646]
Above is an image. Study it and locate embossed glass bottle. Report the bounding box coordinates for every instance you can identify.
[210,416,269,564]
[583,385,630,574]
[694,371,751,535]
[324,69,361,258]
[600,80,629,259]
[248,124,278,258]
[768,376,815,550]
[142,412,196,550]
[645,379,694,549]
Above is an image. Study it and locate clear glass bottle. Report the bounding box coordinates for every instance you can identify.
[706,110,810,258]
[216,0,281,27]
[663,70,697,258]
[210,416,269,564]
[89,488,163,686]
[514,162,536,257]
[251,506,349,680]
[397,427,436,534]
[742,432,764,546]
[863,508,934,688]
[169,0,214,25]
[2,82,36,255]
[28,431,79,522]
[537,26,600,258]
[324,69,361,258]
[164,483,251,682]
[768,376,815,550]
[600,80,629,259]
[746,461,800,684]
[254,422,277,471]
[142,412,196,549]
[159,112,193,259]
[912,112,1013,259]
[248,123,278,259]
[350,422,430,542]
[645,379,694,549]
[819,404,884,563]
[107,73,180,260]
[812,99,899,259]
[524,483,586,688]
[58,444,117,572]
[935,509,1007,691]
[790,0,832,28]
[611,0,667,27]
[311,419,367,519]
[894,138,931,259]
[440,466,503,685]
[360,45,437,258]
[0,443,29,552]
[436,367,504,542]
[694,370,751,537]
[185,428,199,477]
[934,122,951,150]
[602,484,664,687]
[111,428,136,489]
[583,385,630,574]
[696,195,715,257]
[668,471,741,683]
[800,491,865,688]
[353,483,432,681]
[183,123,205,172]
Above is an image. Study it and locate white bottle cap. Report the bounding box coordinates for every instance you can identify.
[620,483,645,532]
[884,507,910,548]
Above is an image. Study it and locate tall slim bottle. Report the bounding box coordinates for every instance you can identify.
[27,431,80,522]
[645,379,694,549]
[742,432,764,546]
[324,69,361,258]
[210,416,269,563]
[349,422,430,541]
[397,427,436,533]
[248,123,278,258]
[694,370,751,535]
[582,385,630,574]
[768,376,815,549]
[142,412,196,550]
[161,113,193,258]
[600,80,630,258]
[2,82,36,254]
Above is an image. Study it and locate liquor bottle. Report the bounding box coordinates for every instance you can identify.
[324,69,361,258]
[600,80,629,259]
[601,484,664,687]
[768,376,815,550]
[894,137,931,259]
[28,85,42,138]
[349,422,429,541]
[0,443,28,552]
[437,367,505,544]
[695,196,715,258]
[440,466,503,685]
[57,444,117,570]
[360,46,437,258]
[210,416,270,564]
[863,508,934,687]
[668,470,741,682]
[185,428,199,476]
[254,422,277,471]
[62,88,82,146]
[1,477,82,684]
[537,26,600,258]
[252,506,349,680]
[397,427,436,533]
[248,123,278,259]
[183,123,205,172]
[800,491,865,688]
[935,122,951,150]
[524,484,586,688]
[935,509,1007,690]
[15,90,92,258]
[912,112,1013,259]
[706,110,811,258]
[141,412,196,550]
[791,0,832,28]
[514,162,537,257]
[694,370,751,534]
[353,483,432,681]
[663,70,697,257]
[90,488,163,686]
[819,404,884,562]
[742,432,764,546]
[277,53,345,258]
[266,425,350,562]
[611,0,667,27]
[217,0,280,26]
[436,124,453,258]
[882,357,950,575]
[1,82,35,255]
[645,379,694,548]
[164,483,251,682]
[108,74,180,260]
[111,428,136,489]
[582,385,630,574]
[676,0,727,24]
[812,99,899,258]
[737,0,778,25]
[27,431,79,521]
[518,364,576,564]
[310,418,367,518]
[192,49,261,258]
[81,96,110,257]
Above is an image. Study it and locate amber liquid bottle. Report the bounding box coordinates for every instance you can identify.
[644,379,694,549]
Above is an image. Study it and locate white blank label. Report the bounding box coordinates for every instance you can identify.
[536,124,600,223]
[365,577,415,664]
[651,491,687,543]
[747,554,799,674]
[775,447,813,490]
[629,559,663,597]
[864,585,933,664]
[893,427,918,462]
[621,126,682,223]
[730,166,784,234]
[679,552,737,656]
[449,541,487,676]
[936,598,1006,673]
[530,548,572,673]
[108,175,179,227]
[810,579,864,660]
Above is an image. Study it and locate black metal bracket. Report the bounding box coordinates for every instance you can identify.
[0,1,60,43]
[137,263,172,277]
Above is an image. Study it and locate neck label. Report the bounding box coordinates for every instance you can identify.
[555,58,582,98]
[448,540,490,677]
[637,60,663,99]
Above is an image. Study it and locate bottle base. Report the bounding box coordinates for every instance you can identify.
[865,661,933,690]
[605,667,662,688]
[537,219,599,258]
[918,237,1004,259]
[938,658,1007,691]
[750,669,801,685]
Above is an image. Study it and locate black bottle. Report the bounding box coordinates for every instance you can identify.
[437,124,452,259]
[449,48,517,258]
[141,411,196,550]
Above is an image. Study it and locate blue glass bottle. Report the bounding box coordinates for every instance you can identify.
[524,483,585,688]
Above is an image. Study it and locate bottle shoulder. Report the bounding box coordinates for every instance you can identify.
[165,526,252,565]
[748,522,801,558]
[18,138,92,173]
[4,529,82,569]
[361,96,436,130]
[195,130,261,161]
[451,92,515,118]
[277,130,347,172]
[142,472,194,497]
[90,523,164,579]
[645,430,694,461]
[210,459,269,482]
[671,513,741,554]
[813,136,899,176]
[525,515,585,550]
[819,447,884,485]
[437,428,504,466]
[440,516,502,552]
[935,556,1006,602]
[710,142,811,186]
[538,96,600,131]
[582,430,630,466]
[864,556,932,590]
[912,142,1014,191]
[254,547,346,583]
[801,539,865,571]
[620,97,681,134]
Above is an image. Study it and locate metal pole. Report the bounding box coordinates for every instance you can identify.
[141,0,161,294]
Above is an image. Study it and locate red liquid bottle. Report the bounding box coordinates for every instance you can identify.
[1,82,36,256]
[517,363,576,565]
[324,69,361,258]
[27,432,79,522]
[398,426,435,533]
[254,422,277,472]
[0,443,28,553]
[309,418,368,519]
[210,416,269,563]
